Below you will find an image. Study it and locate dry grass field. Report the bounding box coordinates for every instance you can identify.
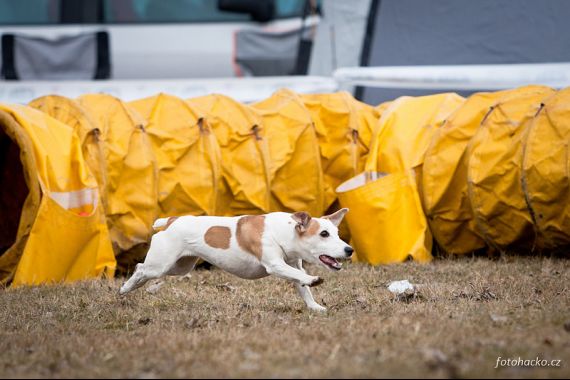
[0,255,569,379]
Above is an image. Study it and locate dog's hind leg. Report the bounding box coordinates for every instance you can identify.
[165,255,199,276]
[119,231,186,295]
[119,264,164,295]
[119,263,155,295]
[120,256,198,295]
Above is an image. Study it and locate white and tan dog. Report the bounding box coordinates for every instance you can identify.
[119,209,353,312]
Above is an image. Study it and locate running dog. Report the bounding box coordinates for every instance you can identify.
[119,209,353,312]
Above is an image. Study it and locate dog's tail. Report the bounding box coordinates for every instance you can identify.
[152,217,171,231]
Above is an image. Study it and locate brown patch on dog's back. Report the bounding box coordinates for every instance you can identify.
[236,215,265,259]
[205,226,231,249]
[165,216,179,229]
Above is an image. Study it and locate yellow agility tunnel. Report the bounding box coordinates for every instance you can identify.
[1,86,570,285]
[338,85,570,264]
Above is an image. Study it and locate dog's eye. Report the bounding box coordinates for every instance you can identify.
[320,230,330,238]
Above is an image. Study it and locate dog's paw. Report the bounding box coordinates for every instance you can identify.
[309,304,327,313]
[118,285,128,296]
[309,276,324,287]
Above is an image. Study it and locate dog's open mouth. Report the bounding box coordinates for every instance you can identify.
[319,255,342,271]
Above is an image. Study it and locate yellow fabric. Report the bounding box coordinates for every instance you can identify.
[77,94,159,251]
[130,93,222,217]
[30,95,160,253]
[337,171,432,265]
[0,110,42,283]
[422,86,541,254]
[423,93,497,255]
[300,92,379,211]
[522,87,570,249]
[187,94,271,215]
[252,89,325,216]
[0,103,115,285]
[467,86,554,251]
[13,196,114,286]
[28,96,106,199]
[337,93,463,265]
[366,93,465,173]
[6,87,570,284]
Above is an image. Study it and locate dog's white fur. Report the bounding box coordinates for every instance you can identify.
[119,209,352,312]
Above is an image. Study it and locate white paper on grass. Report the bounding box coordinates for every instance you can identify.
[387,280,415,294]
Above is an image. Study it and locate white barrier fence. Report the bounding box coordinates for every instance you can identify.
[334,63,570,90]
[0,76,338,104]
[2,63,570,105]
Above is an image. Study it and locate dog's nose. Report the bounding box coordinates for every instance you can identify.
[344,246,354,257]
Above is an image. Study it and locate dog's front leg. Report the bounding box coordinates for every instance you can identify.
[290,259,327,312]
[262,257,322,287]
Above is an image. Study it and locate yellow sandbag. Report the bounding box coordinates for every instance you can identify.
[28,95,106,205]
[522,87,570,249]
[337,171,432,264]
[30,95,160,253]
[252,89,325,216]
[336,93,463,265]
[130,93,222,217]
[300,92,379,210]
[187,94,271,216]
[0,103,115,285]
[422,86,541,254]
[14,195,114,286]
[467,86,554,251]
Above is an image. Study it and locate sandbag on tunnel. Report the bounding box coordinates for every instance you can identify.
[337,93,465,265]
[30,94,160,272]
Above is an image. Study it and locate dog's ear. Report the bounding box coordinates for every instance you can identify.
[291,211,312,234]
[322,208,349,227]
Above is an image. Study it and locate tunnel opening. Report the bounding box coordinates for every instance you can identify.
[0,127,29,256]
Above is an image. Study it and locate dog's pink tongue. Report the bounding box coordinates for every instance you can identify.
[319,255,341,269]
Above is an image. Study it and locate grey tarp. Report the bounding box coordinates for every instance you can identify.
[360,0,570,104]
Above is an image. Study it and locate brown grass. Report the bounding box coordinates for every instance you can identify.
[0,256,569,379]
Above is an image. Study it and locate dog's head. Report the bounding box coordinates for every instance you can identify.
[290,208,353,271]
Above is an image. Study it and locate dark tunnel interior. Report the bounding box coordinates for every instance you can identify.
[0,127,28,255]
